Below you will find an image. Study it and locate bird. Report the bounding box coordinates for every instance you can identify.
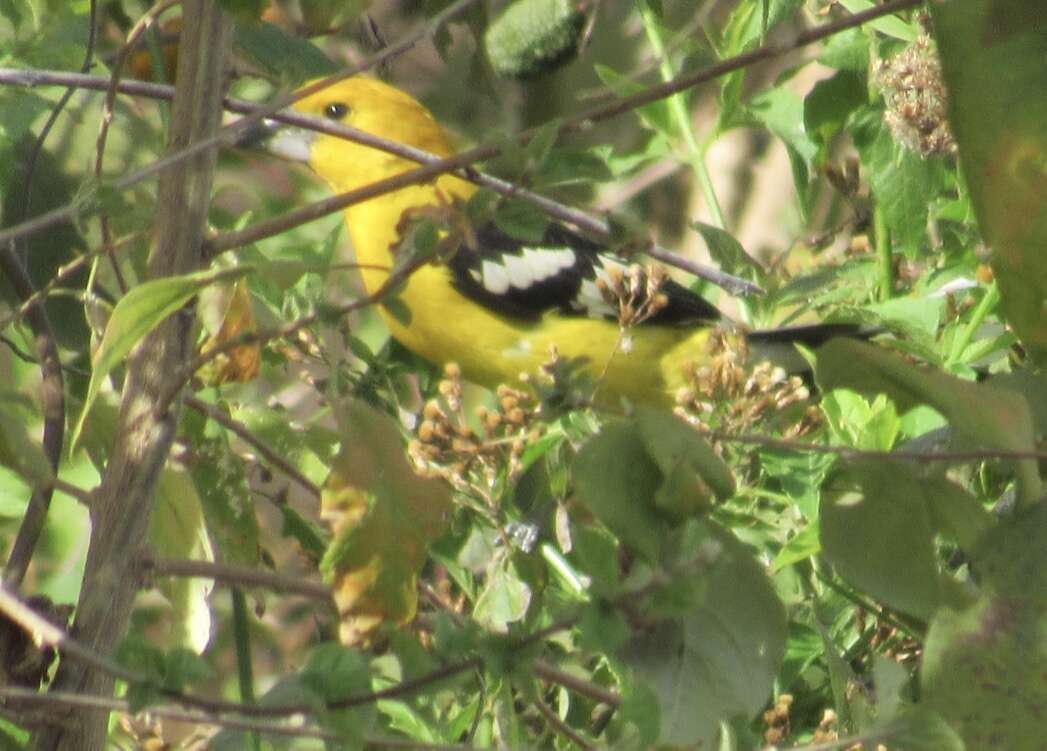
[240,77,856,408]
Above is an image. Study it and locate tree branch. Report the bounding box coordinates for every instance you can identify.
[30,2,232,748]
[0,0,922,298]
[141,555,332,603]
[182,395,321,499]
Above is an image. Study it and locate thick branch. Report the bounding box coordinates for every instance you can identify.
[30,2,231,749]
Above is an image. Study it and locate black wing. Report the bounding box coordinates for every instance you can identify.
[446,221,722,326]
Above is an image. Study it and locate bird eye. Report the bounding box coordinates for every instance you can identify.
[323,102,350,120]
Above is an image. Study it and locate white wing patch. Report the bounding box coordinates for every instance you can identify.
[479,246,578,294]
[482,259,511,295]
[521,247,576,282]
[571,255,627,319]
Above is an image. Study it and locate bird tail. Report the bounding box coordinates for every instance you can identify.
[746,322,872,373]
[747,322,869,347]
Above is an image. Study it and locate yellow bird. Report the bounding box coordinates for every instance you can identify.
[244,77,852,407]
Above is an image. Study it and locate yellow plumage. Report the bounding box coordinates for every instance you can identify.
[252,78,825,407]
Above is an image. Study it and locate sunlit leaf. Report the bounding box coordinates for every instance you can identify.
[73,266,251,448]
[815,338,1041,504]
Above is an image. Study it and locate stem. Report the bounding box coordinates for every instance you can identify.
[231,588,260,751]
[637,0,726,228]
[143,556,333,602]
[945,281,999,369]
[874,204,892,301]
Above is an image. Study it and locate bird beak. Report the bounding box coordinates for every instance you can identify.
[234,116,315,163]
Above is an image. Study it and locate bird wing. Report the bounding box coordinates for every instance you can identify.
[445,221,723,326]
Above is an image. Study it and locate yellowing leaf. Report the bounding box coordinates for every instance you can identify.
[197,279,261,386]
[320,400,452,645]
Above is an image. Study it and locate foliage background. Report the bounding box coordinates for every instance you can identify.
[0,0,1045,749]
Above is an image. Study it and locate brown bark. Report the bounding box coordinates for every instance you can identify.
[30,2,231,748]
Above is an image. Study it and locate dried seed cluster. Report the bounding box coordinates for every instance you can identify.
[596,263,670,330]
[675,330,819,436]
[409,363,544,494]
[875,35,956,157]
[762,693,793,746]
[810,708,838,745]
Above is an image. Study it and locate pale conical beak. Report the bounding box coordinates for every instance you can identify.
[234,116,315,163]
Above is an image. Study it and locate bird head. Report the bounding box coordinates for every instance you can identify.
[237,77,457,192]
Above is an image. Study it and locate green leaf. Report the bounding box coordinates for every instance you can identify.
[570,525,619,598]
[746,87,818,211]
[613,667,661,746]
[851,108,947,257]
[863,295,944,340]
[804,69,868,142]
[150,467,214,653]
[73,266,251,448]
[185,410,260,569]
[820,390,900,451]
[924,589,1047,749]
[577,602,630,652]
[217,0,265,22]
[594,64,673,135]
[619,521,786,746]
[932,0,1047,365]
[524,118,561,171]
[635,406,736,518]
[818,27,871,71]
[279,504,329,560]
[0,394,52,485]
[573,421,665,561]
[473,559,532,633]
[0,0,23,28]
[815,338,1042,505]
[820,462,943,620]
[301,642,369,702]
[691,222,761,279]
[493,199,549,244]
[236,24,340,83]
[771,520,820,572]
[838,0,917,41]
[161,648,215,692]
[875,707,965,750]
[923,475,994,551]
[0,91,54,150]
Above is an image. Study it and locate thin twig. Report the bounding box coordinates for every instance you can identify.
[0,0,98,592]
[532,691,594,750]
[711,431,1047,463]
[532,659,620,707]
[93,0,182,295]
[0,0,921,298]
[0,0,483,250]
[153,247,430,417]
[183,395,321,499]
[51,478,92,506]
[142,555,332,603]
[0,686,477,749]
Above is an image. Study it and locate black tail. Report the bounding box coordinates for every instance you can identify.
[747,322,872,348]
